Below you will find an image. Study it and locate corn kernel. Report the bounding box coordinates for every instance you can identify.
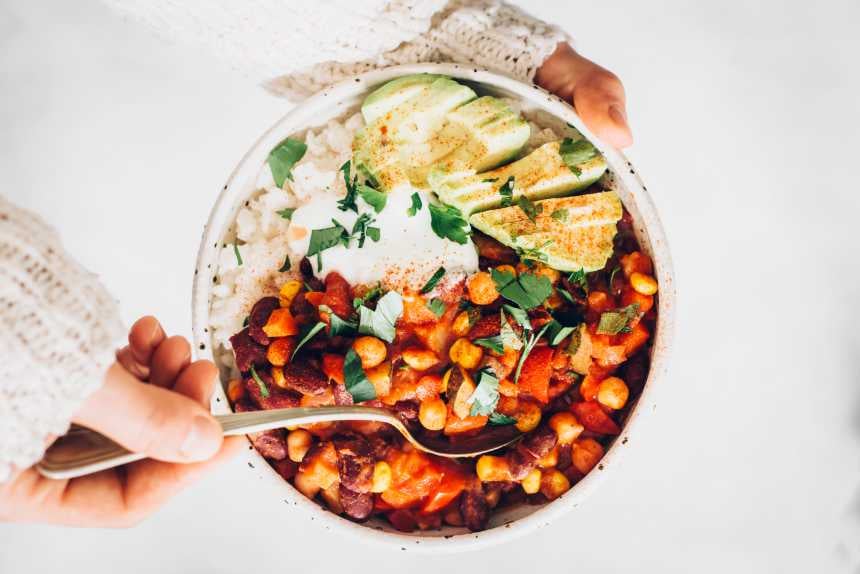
[466,271,500,305]
[540,469,571,500]
[271,366,287,388]
[597,377,629,410]
[572,438,605,474]
[440,368,452,393]
[449,337,483,369]
[419,397,447,431]
[538,446,558,468]
[371,461,392,493]
[278,280,302,307]
[549,412,584,444]
[287,429,312,463]
[515,402,542,432]
[402,347,439,371]
[476,455,510,482]
[521,468,542,494]
[630,272,658,296]
[352,336,387,369]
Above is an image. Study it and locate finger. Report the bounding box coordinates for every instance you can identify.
[149,335,191,388]
[128,316,166,366]
[116,345,150,380]
[171,360,219,406]
[73,363,222,463]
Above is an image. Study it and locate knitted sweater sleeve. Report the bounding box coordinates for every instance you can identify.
[0,196,125,481]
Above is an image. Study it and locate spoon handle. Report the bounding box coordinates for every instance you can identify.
[36,406,395,480]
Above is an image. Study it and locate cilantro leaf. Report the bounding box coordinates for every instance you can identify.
[343,348,376,402]
[278,255,291,272]
[268,138,307,187]
[596,304,640,335]
[353,284,382,309]
[502,304,531,331]
[517,241,552,263]
[407,192,423,217]
[468,367,501,416]
[544,319,577,346]
[319,305,357,336]
[488,412,517,426]
[516,195,542,223]
[558,288,576,304]
[351,213,380,248]
[499,176,515,207]
[276,207,297,220]
[426,297,446,318]
[559,137,600,177]
[307,221,349,271]
[550,208,568,222]
[250,364,269,398]
[608,265,622,294]
[357,291,403,343]
[337,161,359,213]
[473,335,504,354]
[499,308,524,350]
[513,323,551,383]
[491,269,552,310]
[291,321,326,360]
[358,184,387,213]
[568,268,589,293]
[232,243,243,266]
[420,267,446,294]
[428,203,470,244]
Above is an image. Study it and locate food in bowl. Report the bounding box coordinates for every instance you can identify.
[210,74,659,532]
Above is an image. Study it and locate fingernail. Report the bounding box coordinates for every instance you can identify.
[180,415,220,460]
[608,104,628,128]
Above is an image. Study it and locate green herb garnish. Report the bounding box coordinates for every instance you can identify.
[473,335,504,354]
[550,208,568,222]
[517,241,552,263]
[420,266,446,294]
[596,304,640,335]
[428,203,470,244]
[608,265,621,294]
[268,138,307,187]
[233,243,243,266]
[291,321,326,360]
[491,269,552,310]
[358,184,387,213]
[276,207,297,220]
[319,305,357,336]
[558,288,576,304]
[559,137,600,177]
[513,323,551,383]
[353,284,383,309]
[343,348,376,402]
[407,192,423,217]
[544,319,577,346]
[307,221,349,271]
[357,291,403,343]
[426,297,446,318]
[337,161,359,213]
[249,364,270,398]
[568,268,589,293]
[468,367,501,417]
[516,195,542,223]
[278,255,291,272]
[488,412,517,426]
[499,308,524,350]
[502,304,531,331]
[351,213,381,248]
[499,176,515,207]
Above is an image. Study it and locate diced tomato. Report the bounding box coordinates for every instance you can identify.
[421,472,466,514]
[571,401,621,435]
[620,322,650,357]
[587,291,614,314]
[579,374,602,401]
[517,346,554,403]
[321,353,345,385]
[321,272,353,319]
[382,449,443,509]
[304,291,325,306]
[300,387,335,407]
[443,412,488,435]
[401,293,437,325]
[496,395,519,415]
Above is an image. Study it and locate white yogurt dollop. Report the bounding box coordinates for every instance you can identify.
[286,186,478,292]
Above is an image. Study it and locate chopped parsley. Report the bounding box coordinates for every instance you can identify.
[517,241,552,263]
[291,321,326,360]
[426,297,446,318]
[337,161,359,213]
[307,220,350,271]
[488,412,517,426]
[232,243,243,266]
[550,208,568,222]
[499,176,515,207]
[358,184,387,213]
[516,195,542,223]
[276,207,297,220]
[353,284,383,309]
[502,304,531,331]
[568,268,589,293]
[468,366,501,417]
[343,348,376,402]
[473,335,504,354]
[319,305,357,336]
[407,192,423,217]
[491,269,552,310]
[420,266,446,294]
[596,304,640,335]
[608,265,622,294]
[268,138,307,187]
[351,213,381,248]
[249,364,269,398]
[357,291,403,343]
[558,288,576,304]
[559,137,600,177]
[278,255,291,272]
[428,203,470,244]
[544,319,577,346]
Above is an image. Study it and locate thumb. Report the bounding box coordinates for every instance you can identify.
[73,363,223,463]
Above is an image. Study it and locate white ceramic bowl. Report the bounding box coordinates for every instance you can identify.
[191,63,675,552]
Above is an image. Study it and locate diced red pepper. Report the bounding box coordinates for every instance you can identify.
[517,346,554,403]
[571,401,621,435]
[421,471,466,514]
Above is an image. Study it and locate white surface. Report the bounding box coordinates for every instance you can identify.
[1,0,858,572]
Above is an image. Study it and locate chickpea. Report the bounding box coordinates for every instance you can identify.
[320,483,343,514]
[476,455,511,482]
[540,469,571,500]
[287,429,313,463]
[495,264,517,276]
[271,366,287,388]
[620,251,653,278]
[630,272,658,296]
[549,412,584,444]
[449,337,483,369]
[572,438,605,474]
[521,468,542,494]
[419,397,447,431]
[366,361,392,397]
[226,378,245,403]
[597,377,629,410]
[371,461,392,493]
[533,264,561,284]
[538,446,558,468]
[352,336,387,369]
[515,402,542,432]
[278,280,302,307]
[402,347,439,371]
[466,271,499,305]
[293,470,319,498]
[452,310,474,337]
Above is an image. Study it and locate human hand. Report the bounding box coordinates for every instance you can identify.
[0,317,243,527]
[535,43,633,148]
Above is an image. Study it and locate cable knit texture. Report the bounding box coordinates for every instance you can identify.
[0,196,124,481]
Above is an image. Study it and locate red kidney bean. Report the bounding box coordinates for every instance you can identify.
[229,328,268,373]
[334,436,374,493]
[460,481,489,532]
[247,296,280,345]
[339,486,373,520]
[281,362,329,396]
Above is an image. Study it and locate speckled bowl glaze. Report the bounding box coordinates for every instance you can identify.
[192,63,675,552]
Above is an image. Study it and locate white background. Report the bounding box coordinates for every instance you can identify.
[1,1,859,572]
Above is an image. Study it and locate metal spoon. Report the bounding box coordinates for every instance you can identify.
[37,405,522,480]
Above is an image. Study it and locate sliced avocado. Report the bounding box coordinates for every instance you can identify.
[354,76,529,192]
[469,191,622,272]
[435,141,607,215]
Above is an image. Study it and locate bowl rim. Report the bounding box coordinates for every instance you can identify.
[191,63,676,553]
